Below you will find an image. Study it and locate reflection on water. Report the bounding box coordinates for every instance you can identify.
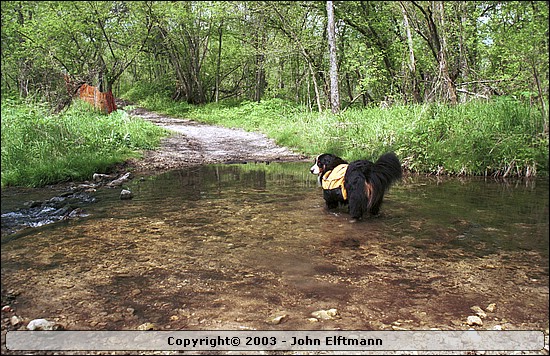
[85,163,548,260]
[1,163,548,331]
[394,175,549,259]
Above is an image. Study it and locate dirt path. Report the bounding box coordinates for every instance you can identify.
[125,107,308,175]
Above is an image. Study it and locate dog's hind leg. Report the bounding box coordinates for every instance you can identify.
[363,182,379,216]
[346,180,368,220]
[368,196,383,216]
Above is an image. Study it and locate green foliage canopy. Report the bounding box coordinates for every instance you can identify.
[2,1,547,112]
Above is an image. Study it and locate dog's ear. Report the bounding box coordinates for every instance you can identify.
[314,155,322,169]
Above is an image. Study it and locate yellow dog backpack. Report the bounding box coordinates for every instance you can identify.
[321,164,348,200]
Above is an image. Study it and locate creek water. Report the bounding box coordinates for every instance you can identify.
[1,163,548,332]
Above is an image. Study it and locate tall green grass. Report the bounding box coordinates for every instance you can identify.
[1,98,169,187]
[123,85,548,177]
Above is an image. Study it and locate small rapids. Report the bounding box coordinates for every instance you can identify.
[1,191,95,236]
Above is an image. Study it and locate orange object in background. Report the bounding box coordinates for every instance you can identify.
[77,83,117,114]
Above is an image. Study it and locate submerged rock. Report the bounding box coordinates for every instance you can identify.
[467,315,483,326]
[311,308,339,320]
[27,318,61,331]
[120,189,133,200]
[1,192,94,235]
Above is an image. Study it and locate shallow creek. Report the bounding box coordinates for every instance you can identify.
[1,163,548,333]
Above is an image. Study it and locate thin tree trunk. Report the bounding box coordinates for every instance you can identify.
[307,60,322,112]
[435,2,457,104]
[345,72,353,103]
[215,21,223,103]
[272,5,323,112]
[400,1,421,103]
[411,1,458,104]
[253,10,266,103]
[458,1,470,102]
[327,0,340,114]
[532,60,548,133]
[254,33,266,102]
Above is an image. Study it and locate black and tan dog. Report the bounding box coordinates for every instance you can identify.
[310,152,402,221]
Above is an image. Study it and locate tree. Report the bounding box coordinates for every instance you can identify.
[2,1,153,109]
[268,1,325,112]
[327,1,340,113]
[399,1,421,104]
[407,1,458,104]
[333,1,403,104]
[2,0,547,117]
[477,1,548,131]
[150,2,210,104]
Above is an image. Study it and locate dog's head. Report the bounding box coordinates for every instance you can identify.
[310,154,348,176]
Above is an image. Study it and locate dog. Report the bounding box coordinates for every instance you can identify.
[310,152,402,221]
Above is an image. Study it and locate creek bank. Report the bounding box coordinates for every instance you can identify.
[1,106,308,236]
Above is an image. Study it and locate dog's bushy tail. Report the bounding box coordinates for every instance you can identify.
[368,152,402,214]
[345,152,402,219]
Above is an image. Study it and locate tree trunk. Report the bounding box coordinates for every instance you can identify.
[458,1,470,102]
[411,1,458,104]
[434,2,457,104]
[254,27,266,102]
[307,60,323,112]
[400,1,421,104]
[182,30,207,104]
[345,72,353,103]
[215,21,223,103]
[532,59,548,133]
[327,0,340,114]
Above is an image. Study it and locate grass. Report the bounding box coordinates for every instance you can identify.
[1,97,169,187]
[121,83,548,178]
[2,82,546,187]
